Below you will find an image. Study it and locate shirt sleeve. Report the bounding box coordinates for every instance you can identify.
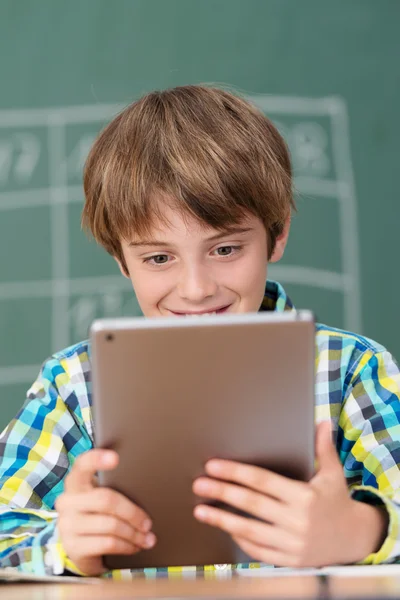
[339,349,400,564]
[0,357,93,575]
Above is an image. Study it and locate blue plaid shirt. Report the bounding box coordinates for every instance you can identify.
[1,281,400,577]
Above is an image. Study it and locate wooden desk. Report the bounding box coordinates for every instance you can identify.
[3,573,400,600]
[329,574,400,598]
[0,575,320,599]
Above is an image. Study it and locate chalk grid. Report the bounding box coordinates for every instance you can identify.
[0,95,360,388]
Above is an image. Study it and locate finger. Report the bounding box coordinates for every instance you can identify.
[65,449,118,493]
[204,460,307,503]
[56,488,152,533]
[315,421,341,473]
[61,514,156,550]
[193,478,287,527]
[233,535,300,568]
[193,504,298,553]
[66,535,139,559]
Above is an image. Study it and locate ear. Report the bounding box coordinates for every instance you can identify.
[269,214,291,263]
[114,257,130,279]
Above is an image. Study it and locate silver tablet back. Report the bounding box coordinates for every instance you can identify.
[91,310,315,570]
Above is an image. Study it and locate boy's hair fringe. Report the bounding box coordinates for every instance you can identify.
[82,85,295,273]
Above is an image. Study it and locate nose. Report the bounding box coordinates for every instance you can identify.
[177,264,217,303]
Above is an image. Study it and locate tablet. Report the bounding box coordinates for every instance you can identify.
[90,310,315,570]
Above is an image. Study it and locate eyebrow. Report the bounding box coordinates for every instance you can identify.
[128,227,253,248]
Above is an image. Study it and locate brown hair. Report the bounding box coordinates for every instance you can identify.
[82,85,295,273]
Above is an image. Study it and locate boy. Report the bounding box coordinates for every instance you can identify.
[0,85,400,577]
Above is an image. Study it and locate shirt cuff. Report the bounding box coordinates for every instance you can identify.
[49,524,87,576]
[350,485,399,564]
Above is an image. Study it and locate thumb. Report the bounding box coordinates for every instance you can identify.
[65,449,118,493]
[315,421,341,473]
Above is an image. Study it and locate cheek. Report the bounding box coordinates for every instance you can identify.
[235,250,267,308]
[239,250,267,288]
[130,272,171,309]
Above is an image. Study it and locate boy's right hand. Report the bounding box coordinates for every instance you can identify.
[55,449,156,576]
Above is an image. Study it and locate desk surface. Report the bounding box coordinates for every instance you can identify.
[4,573,400,600]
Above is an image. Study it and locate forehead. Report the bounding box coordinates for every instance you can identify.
[148,207,213,238]
[128,202,261,243]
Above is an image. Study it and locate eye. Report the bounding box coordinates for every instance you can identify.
[143,254,170,265]
[214,245,242,257]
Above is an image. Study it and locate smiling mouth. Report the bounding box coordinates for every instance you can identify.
[169,305,231,317]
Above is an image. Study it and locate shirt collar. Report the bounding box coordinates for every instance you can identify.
[259,280,296,313]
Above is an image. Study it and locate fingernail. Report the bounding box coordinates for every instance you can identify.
[193,479,209,493]
[206,460,222,474]
[102,451,116,466]
[194,506,208,520]
[142,518,152,532]
[144,533,156,548]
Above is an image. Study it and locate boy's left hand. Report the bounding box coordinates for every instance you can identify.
[192,422,388,568]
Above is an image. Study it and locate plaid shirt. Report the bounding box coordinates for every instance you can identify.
[1,280,400,578]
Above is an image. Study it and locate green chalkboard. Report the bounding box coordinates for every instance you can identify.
[0,0,399,429]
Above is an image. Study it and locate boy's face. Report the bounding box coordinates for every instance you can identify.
[118,204,288,317]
